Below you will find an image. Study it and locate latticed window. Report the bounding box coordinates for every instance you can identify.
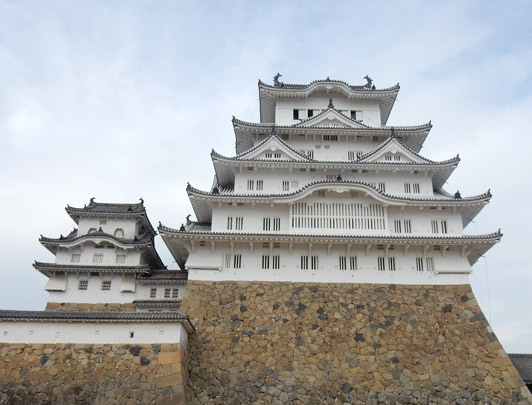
[93,254,103,263]
[116,254,126,264]
[150,288,157,298]
[71,253,81,263]
[164,288,171,298]
[79,280,88,290]
[426,258,434,272]
[101,281,111,291]
[172,288,178,298]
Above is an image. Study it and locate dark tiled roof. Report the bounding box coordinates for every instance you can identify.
[33,261,151,274]
[0,310,194,332]
[137,270,188,284]
[66,198,146,215]
[186,180,490,204]
[258,78,400,92]
[133,299,182,307]
[40,230,154,246]
[509,354,532,383]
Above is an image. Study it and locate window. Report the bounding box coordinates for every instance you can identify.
[262,255,270,269]
[274,153,281,159]
[431,220,439,234]
[299,150,314,159]
[378,182,386,193]
[293,109,299,120]
[291,180,299,189]
[339,256,347,270]
[404,183,411,193]
[426,257,434,272]
[281,134,289,141]
[263,218,271,231]
[282,181,289,191]
[247,180,254,190]
[172,288,178,298]
[323,135,338,141]
[317,191,326,197]
[273,217,281,231]
[404,220,412,233]
[308,110,314,118]
[227,217,233,230]
[116,254,126,264]
[164,288,171,298]
[385,155,392,161]
[235,217,244,230]
[88,227,97,234]
[350,256,358,270]
[113,228,124,238]
[99,219,107,225]
[265,152,272,159]
[233,254,242,269]
[226,254,242,269]
[350,110,357,120]
[263,217,280,231]
[301,256,318,270]
[348,151,357,161]
[412,184,420,193]
[93,254,103,263]
[71,253,81,263]
[311,256,319,270]
[378,257,395,271]
[416,257,424,272]
[150,288,157,298]
[388,257,396,271]
[394,220,412,234]
[301,256,309,270]
[79,280,88,290]
[256,180,264,190]
[440,220,448,234]
[101,281,111,291]
[272,255,280,269]
[378,257,386,271]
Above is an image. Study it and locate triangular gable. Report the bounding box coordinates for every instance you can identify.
[295,108,367,128]
[358,138,434,164]
[237,135,311,161]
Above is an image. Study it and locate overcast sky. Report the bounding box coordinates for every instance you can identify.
[0,1,531,352]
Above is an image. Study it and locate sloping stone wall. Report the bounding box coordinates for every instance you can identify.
[45,302,136,312]
[181,281,532,404]
[0,343,187,404]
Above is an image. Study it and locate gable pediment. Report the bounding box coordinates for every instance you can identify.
[295,109,366,128]
[238,136,310,161]
[359,138,428,164]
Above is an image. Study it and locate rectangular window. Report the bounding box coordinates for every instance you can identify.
[350,256,358,270]
[99,219,107,225]
[233,254,242,269]
[101,281,111,291]
[323,135,338,141]
[273,217,281,231]
[256,180,264,190]
[317,191,326,197]
[116,254,126,264]
[150,288,157,298]
[431,220,439,234]
[247,180,254,190]
[262,255,270,269]
[378,182,386,193]
[339,256,347,270]
[413,183,420,193]
[385,155,392,161]
[394,220,402,233]
[348,151,356,161]
[281,134,289,141]
[164,288,171,298]
[404,183,411,193]
[416,257,424,272]
[272,255,280,270]
[308,109,314,118]
[172,288,179,298]
[404,220,412,233]
[378,257,386,271]
[311,256,319,270]
[301,256,309,270]
[426,258,434,272]
[225,254,232,268]
[235,217,244,230]
[274,153,281,159]
[350,110,357,120]
[440,220,448,234]
[93,254,103,263]
[326,174,336,181]
[291,180,299,189]
[394,155,401,161]
[299,150,314,159]
[71,253,81,263]
[282,181,289,191]
[356,151,363,159]
[227,217,233,230]
[265,152,272,159]
[388,257,396,271]
[293,109,299,120]
[78,280,88,290]
[263,217,271,231]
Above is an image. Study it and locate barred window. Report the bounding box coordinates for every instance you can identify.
[150,288,157,298]
[164,288,171,298]
[101,281,111,291]
[116,254,126,264]
[350,256,358,270]
[93,254,103,263]
[78,280,88,290]
[416,257,424,272]
[172,288,179,298]
[71,253,81,263]
[339,256,347,270]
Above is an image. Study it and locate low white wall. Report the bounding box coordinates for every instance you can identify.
[0,321,188,347]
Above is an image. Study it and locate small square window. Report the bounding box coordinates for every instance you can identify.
[172,289,178,298]
[79,280,88,290]
[101,281,111,291]
[116,254,126,264]
[150,288,157,298]
[164,288,171,298]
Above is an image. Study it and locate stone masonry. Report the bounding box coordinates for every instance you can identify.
[45,302,136,312]
[180,280,532,404]
[0,343,187,404]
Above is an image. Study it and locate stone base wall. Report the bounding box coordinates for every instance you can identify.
[181,281,532,404]
[0,343,187,404]
[45,302,136,312]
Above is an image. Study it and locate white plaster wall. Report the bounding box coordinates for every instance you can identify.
[55,246,142,266]
[135,284,186,300]
[78,217,139,239]
[0,321,188,346]
[275,98,381,126]
[186,243,471,285]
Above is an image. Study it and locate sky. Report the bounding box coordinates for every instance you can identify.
[0,0,531,352]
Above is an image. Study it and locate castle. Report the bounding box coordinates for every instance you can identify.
[1,75,530,404]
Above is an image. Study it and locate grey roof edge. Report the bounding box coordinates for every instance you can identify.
[0,310,195,333]
[158,224,502,243]
[508,353,532,382]
[33,261,151,273]
[232,116,432,133]
[39,230,154,246]
[258,78,400,93]
[186,180,491,204]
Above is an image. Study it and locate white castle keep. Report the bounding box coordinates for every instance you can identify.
[159,75,500,285]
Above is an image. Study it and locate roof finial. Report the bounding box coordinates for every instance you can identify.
[270,124,277,137]
[139,197,144,204]
[454,190,462,199]
[364,75,373,89]
[328,99,334,109]
[336,174,343,182]
[273,73,282,87]
[326,76,330,81]
[89,197,95,204]
[186,214,192,224]
[179,224,185,232]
